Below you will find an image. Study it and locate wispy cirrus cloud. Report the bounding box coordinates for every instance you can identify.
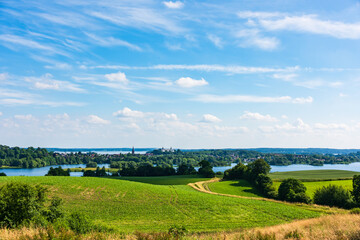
[25,73,85,93]
[91,64,300,74]
[84,33,142,51]
[0,34,68,56]
[194,94,313,104]
[238,11,360,39]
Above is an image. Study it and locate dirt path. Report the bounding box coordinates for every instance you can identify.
[188,178,345,214]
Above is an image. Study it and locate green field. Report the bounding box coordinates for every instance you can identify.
[269,170,359,181]
[117,175,209,185]
[273,180,353,197]
[0,176,324,233]
[208,179,263,198]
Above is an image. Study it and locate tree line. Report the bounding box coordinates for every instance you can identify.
[3,145,360,169]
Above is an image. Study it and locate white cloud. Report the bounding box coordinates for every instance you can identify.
[44,63,72,70]
[0,34,67,56]
[14,114,36,121]
[0,112,2,117]
[276,118,311,132]
[272,73,298,81]
[314,123,350,131]
[240,11,360,39]
[163,1,184,9]
[87,115,110,125]
[91,64,300,74]
[194,94,313,104]
[207,34,223,48]
[292,96,313,104]
[240,111,277,122]
[104,72,129,84]
[0,88,85,107]
[237,11,283,19]
[236,29,279,50]
[85,33,142,51]
[0,73,9,81]
[25,73,84,92]
[113,107,144,119]
[201,114,222,123]
[175,77,208,88]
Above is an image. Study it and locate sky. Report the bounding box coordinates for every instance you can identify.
[2,0,360,148]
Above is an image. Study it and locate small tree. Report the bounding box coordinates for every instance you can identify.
[353,175,360,205]
[223,163,247,180]
[278,178,311,203]
[314,185,354,209]
[86,161,97,168]
[247,159,271,180]
[198,160,215,178]
[45,166,70,176]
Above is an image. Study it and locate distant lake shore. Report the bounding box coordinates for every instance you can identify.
[2,162,360,177]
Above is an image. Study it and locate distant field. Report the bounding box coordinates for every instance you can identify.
[208,179,263,198]
[0,176,324,233]
[269,170,358,181]
[117,175,209,185]
[273,180,353,197]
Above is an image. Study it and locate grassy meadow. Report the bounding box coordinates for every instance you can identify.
[269,169,358,181]
[117,175,209,185]
[208,179,263,198]
[209,170,356,200]
[0,176,325,233]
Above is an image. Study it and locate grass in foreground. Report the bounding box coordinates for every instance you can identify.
[0,176,325,233]
[208,179,263,198]
[1,214,359,240]
[269,169,358,181]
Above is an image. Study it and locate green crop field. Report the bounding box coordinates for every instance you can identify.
[269,170,359,181]
[208,180,263,198]
[117,175,209,185]
[0,176,325,233]
[273,180,353,197]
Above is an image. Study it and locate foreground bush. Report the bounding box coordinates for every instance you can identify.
[313,184,354,208]
[67,212,92,234]
[0,182,63,227]
[278,178,311,203]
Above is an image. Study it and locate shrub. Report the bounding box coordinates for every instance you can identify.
[86,161,97,168]
[67,212,92,234]
[168,225,187,239]
[223,163,247,180]
[198,160,215,178]
[278,178,311,203]
[0,172,6,176]
[350,208,360,214]
[255,173,275,197]
[0,182,63,227]
[45,166,70,176]
[353,175,360,205]
[313,184,354,209]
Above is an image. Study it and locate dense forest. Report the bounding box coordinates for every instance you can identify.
[2,145,360,169]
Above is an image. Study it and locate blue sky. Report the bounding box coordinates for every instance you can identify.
[1,0,360,148]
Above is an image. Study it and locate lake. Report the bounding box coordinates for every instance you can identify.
[2,162,360,177]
